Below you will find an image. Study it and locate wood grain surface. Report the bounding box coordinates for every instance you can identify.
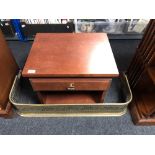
[22,33,119,78]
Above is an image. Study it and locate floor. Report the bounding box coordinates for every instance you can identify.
[1,39,155,135]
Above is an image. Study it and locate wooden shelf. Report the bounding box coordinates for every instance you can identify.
[38,91,103,104]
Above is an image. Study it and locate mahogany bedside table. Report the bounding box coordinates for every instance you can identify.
[22,33,119,104]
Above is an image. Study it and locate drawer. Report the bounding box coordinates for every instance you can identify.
[30,78,111,91]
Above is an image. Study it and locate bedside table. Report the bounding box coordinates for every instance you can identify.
[22,33,119,104]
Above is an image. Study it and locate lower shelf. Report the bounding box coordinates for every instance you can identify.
[37,91,104,104]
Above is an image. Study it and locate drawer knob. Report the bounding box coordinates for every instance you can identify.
[67,83,75,90]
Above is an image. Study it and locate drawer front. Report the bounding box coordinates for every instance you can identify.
[30,78,111,91]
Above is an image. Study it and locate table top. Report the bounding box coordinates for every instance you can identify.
[22,33,119,78]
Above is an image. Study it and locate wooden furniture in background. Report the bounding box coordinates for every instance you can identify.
[0,29,18,117]
[127,19,155,125]
[22,33,119,104]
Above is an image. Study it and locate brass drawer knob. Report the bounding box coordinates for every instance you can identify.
[67,83,75,90]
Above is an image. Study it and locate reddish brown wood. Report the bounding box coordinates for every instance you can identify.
[0,30,18,117]
[30,78,111,91]
[22,33,119,78]
[38,91,104,104]
[148,52,155,66]
[36,92,46,104]
[147,67,155,85]
[127,20,155,125]
[0,102,12,118]
[23,33,118,104]
[127,20,155,84]
[129,92,155,125]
